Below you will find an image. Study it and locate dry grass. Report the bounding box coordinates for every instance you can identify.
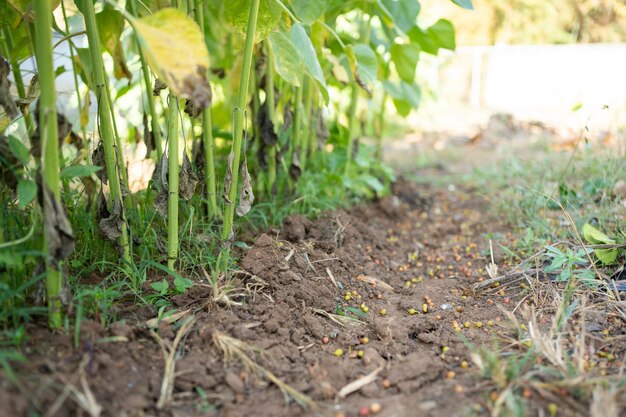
[212,330,315,409]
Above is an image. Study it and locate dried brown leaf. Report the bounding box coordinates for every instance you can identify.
[98,196,125,244]
[42,184,75,262]
[236,157,254,217]
[179,151,198,201]
[223,150,234,204]
[0,55,18,119]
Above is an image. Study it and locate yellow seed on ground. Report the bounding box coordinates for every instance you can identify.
[357,350,364,358]
[520,324,527,331]
[411,277,418,283]
[361,337,369,345]
[422,304,429,313]
[442,346,449,353]
[334,348,344,357]
[409,308,417,315]
[547,403,558,417]
[352,290,358,296]
[463,321,470,328]
[405,281,412,288]
[523,340,532,348]
[370,402,382,414]
[382,379,391,389]
[475,322,483,328]
[361,304,369,313]
[461,361,469,369]
[380,308,387,316]
[344,294,351,301]
[487,320,494,327]
[461,295,467,301]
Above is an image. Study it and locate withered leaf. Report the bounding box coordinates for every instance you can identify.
[316,109,329,148]
[0,54,18,119]
[290,151,302,181]
[91,141,108,183]
[98,195,125,243]
[31,103,73,159]
[179,151,198,201]
[153,78,168,96]
[282,101,292,133]
[0,134,20,190]
[223,150,234,204]
[142,114,155,155]
[256,102,278,169]
[151,154,169,216]
[15,73,38,116]
[235,156,254,217]
[42,184,75,263]
[184,98,202,118]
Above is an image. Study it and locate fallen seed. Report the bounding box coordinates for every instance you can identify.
[380,308,387,316]
[370,402,382,414]
[322,336,329,344]
[408,308,417,315]
[334,348,344,357]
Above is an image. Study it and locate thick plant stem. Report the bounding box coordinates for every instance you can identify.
[344,83,360,175]
[202,109,218,218]
[193,0,217,218]
[81,0,130,262]
[34,0,61,328]
[300,77,314,172]
[265,43,277,194]
[376,93,387,162]
[291,84,303,172]
[129,0,163,159]
[167,96,180,270]
[220,0,260,243]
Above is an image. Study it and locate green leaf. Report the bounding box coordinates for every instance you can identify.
[60,164,102,179]
[72,48,95,90]
[382,80,420,116]
[150,279,169,294]
[290,23,329,103]
[268,31,303,87]
[345,43,378,93]
[17,179,36,208]
[174,275,193,293]
[428,19,456,50]
[380,0,420,33]
[95,3,131,80]
[361,175,384,195]
[582,224,618,265]
[292,0,327,24]
[582,223,615,244]
[408,19,456,55]
[595,249,618,265]
[8,135,29,165]
[225,0,282,42]
[451,0,473,10]
[390,42,420,83]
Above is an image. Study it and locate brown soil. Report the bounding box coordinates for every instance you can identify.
[1,181,516,417]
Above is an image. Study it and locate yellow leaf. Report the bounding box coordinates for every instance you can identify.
[130,8,211,108]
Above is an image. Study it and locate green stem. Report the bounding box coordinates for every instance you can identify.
[220,0,261,243]
[129,0,163,159]
[376,93,387,162]
[80,0,130,262]
[292,84,303,172]
[344,83,359,175]
[300,76,313,172]
[60,2,90,164]
[167,95,180,270]
[34,0,62,329]
[345,14,371,175]
[193,0,218,218]
[265,42,277,194]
